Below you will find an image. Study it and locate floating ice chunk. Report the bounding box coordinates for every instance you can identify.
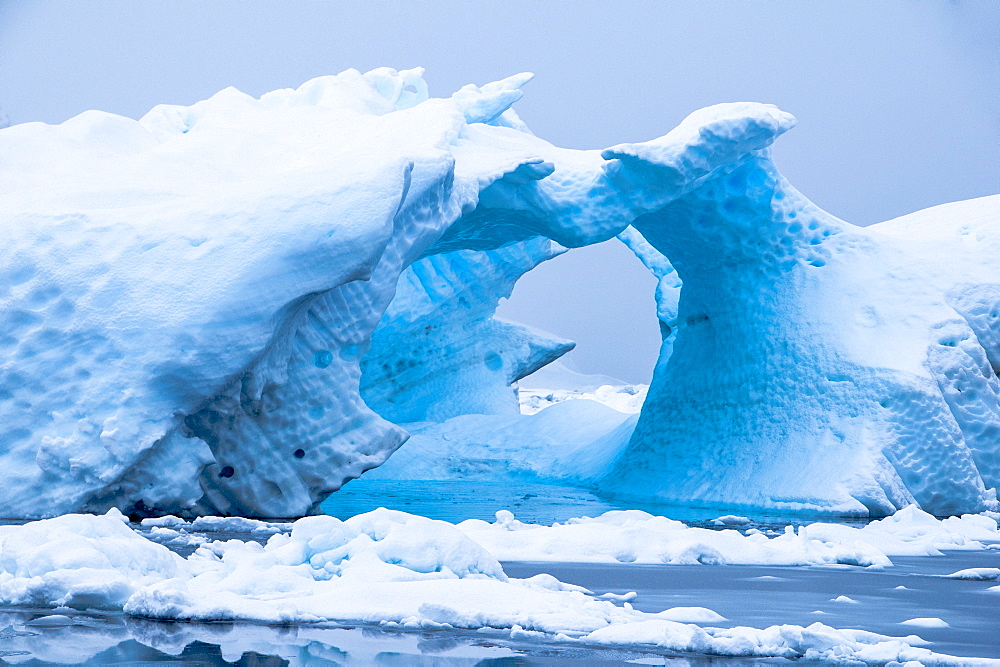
[0,510,185,609]
[655,607,727,623]
[458,504,1000,568]
[942,567,1000,581]
[802,506,1000,557]
[189,516,291,534]
[24,615,77,627]
[457,510,894,567]
[597,591,638,602]
[900,617,950,628]
[711,515,752,526]
[146,526,206,549]
[140,516,187,528]
[579,621,975,665]
[831,596,859,604]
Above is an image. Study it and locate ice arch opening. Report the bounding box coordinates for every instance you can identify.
[494,239,661,386]
[350,98,1000,520]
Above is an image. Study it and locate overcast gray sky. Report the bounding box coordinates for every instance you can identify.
[1,1,996,382]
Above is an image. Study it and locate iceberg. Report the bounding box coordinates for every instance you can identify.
[1,66,997,519]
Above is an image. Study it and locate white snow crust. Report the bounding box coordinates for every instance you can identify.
[0,507,996,664]
[900,618,951,629]
[457,505,1000,566]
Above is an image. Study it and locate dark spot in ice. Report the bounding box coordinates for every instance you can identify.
[484,352,503,371]
[294,448,305,459]
[219,466,235,478]
[686,314,709,326]
[314,350,334,368]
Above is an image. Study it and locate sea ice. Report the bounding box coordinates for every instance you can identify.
[0,508,991,664]
[455,505,1000,567]
[901,618,951,628]
[943,567,1000,581]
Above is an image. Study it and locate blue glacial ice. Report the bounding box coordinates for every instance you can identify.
[0,67,998,519]
[611,184,1000,517]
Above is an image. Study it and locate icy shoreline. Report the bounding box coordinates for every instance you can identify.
[0,506,997,664]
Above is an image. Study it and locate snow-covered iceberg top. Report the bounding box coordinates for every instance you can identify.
[1,507,996,664]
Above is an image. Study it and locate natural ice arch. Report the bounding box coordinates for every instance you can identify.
[8,67,767,518]
[363,114,1000,519]
[1,65,997,519]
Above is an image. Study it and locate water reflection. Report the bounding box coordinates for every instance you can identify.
[0,611,724,665]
